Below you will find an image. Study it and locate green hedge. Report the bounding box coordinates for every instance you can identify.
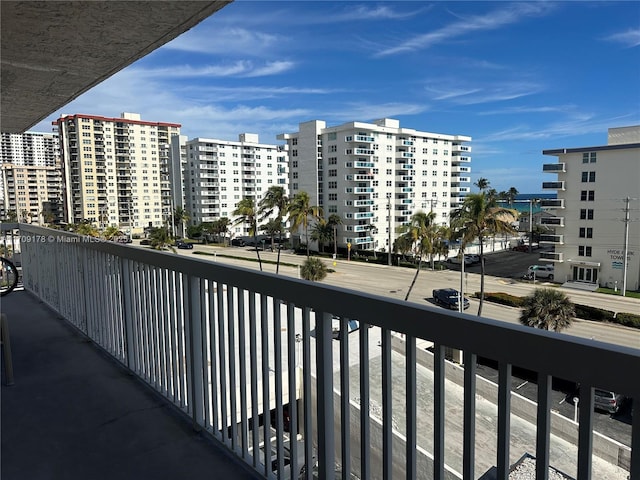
[574,304,615,322]
[615,312,640,328]
[480,292,639,329]
[476,292,524,307]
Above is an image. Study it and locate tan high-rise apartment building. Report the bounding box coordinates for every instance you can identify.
[54,113,180,235]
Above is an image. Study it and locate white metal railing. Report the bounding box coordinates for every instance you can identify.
[9,224,640,480]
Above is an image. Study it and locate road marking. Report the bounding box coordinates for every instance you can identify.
[559,398,566,405]
[516,380,528,390]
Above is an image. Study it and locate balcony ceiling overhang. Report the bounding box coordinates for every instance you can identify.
[1,1,231,133]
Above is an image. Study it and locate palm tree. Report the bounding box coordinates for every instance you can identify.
[474,177,490,192]
[310,219,334,254]
[102,226,121,240]
[433,225,451,263]
[233,197,262,271]
[327,214,343,257]
[216,217,232,245]
[173,206,190,238]
[450,192,518,316]
[288,191,322,258]
[72,220,100,237]
[149,226,175,252]
[261,218,282,250]
[259,186,289,273]
[300,257,328,282]
[519,288,575,332]
[399,211,437,301]
[507,187,519,207]
[6,210,18,222]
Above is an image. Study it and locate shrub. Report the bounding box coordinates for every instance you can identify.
[574,304,615,322]
[300,257,328,282]
[615,312,640,329]
[476,292,524,308]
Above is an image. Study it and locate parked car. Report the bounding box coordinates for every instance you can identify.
[175,241,193,250]
[594,389,625,414]
[447,255,474,266]
[231,238,246,247]
[432,288,470,310]
[526,264,554,280]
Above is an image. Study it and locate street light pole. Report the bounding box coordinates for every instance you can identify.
[387,195,392,266]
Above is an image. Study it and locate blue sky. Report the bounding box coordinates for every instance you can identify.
[32,1,640,194]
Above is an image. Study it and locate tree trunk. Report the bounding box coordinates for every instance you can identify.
[404,257,422,301]
[305,224,310,257]
[254,232,263,271]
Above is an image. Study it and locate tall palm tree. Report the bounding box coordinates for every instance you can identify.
[102,226,121,240]
[450,192,517,316]
[233,197,262,271]
[507,187,519,207]
[399,210,437,301]
[288,191,323,258]
[173,206,190,238]
[261,218,282,250]
[310,219,334,254]
[259,186,289,273]
[72,220,100,237]
[327,214,343,257]
[519,288,575,332]
[474,177,490,192]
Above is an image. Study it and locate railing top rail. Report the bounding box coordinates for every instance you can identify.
[18,224,640,397]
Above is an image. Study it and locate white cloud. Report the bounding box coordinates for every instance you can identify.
[376,3,554,56]
[163,27,285,56]
[425,81,543,105]
[603,28,640,48]
[326,102,429,122]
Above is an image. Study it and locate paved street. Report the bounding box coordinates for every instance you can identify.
[169,242,640,350]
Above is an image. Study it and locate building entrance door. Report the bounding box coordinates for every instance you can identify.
[573,266,598,283]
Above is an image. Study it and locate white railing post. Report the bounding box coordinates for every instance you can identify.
[120,258,136,371]
[185,274,205,430]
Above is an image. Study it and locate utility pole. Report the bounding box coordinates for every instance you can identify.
[387,195,392,266]
[622,196,630,296]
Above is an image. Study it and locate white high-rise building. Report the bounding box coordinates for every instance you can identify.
[54,113,180,234]
[176,134,288,237]
[1,131,61,217]
[540,125,640,291]
[278,119,471,254]
[0,131,59,166]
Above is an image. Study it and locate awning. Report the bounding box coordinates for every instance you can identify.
[566,259,601,267]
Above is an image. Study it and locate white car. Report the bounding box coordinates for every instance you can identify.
[527,264,555,280]
[447,255,475,265]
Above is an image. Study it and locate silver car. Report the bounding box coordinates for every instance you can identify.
[594,389,625,414]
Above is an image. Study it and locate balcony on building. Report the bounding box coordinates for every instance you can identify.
[543,163,566,173]
[542,181,565,190]
[354,174,374,181]
[540,199,565,209]
[354,161,374,169]
[540,234,564,244]
[539,251,563,263]
[354,148,375,156]
[353,187,374,194]
[451,144,472,153]
[353,199,374,207]
[540,217,564,227]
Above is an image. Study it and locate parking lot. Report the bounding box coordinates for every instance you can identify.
[444,246,555,280]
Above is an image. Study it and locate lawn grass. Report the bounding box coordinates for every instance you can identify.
[596,287,640,299]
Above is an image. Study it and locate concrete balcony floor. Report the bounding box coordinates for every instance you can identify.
[1,291,260,480]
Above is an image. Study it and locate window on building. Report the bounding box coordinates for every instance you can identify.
[579,227,593,238]
[581,171,596,182]
[583,152,597,163]
[578,246,592,257]
[580,190,595,201]
[580,209,594,220]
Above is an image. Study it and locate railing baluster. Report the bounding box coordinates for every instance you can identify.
[302,307,313,480]
[463,351,477,480]
[317,311,335,480]
[577,384,594,480]
[272,300,285,477]
[207,279,219,436]
[406,335,417,480]
[631,395,640,480]
[340,316,351,480]
[497,362,512,480]
[359,318,370,480]
[237,288,248,458]
[179,272,189,412]
[433,343,445,480]
[382,327,392,480]
[217,282,228,444]
[167,270,178,403]
[227,283,238,451]
[260,294,271,478]
[248,292,260,467]
[120,258,135,373]
[536,373,551,480]
[287,303,299,480]
[187,275,204,429]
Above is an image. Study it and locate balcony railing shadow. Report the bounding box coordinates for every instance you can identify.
[1,223,638,480]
